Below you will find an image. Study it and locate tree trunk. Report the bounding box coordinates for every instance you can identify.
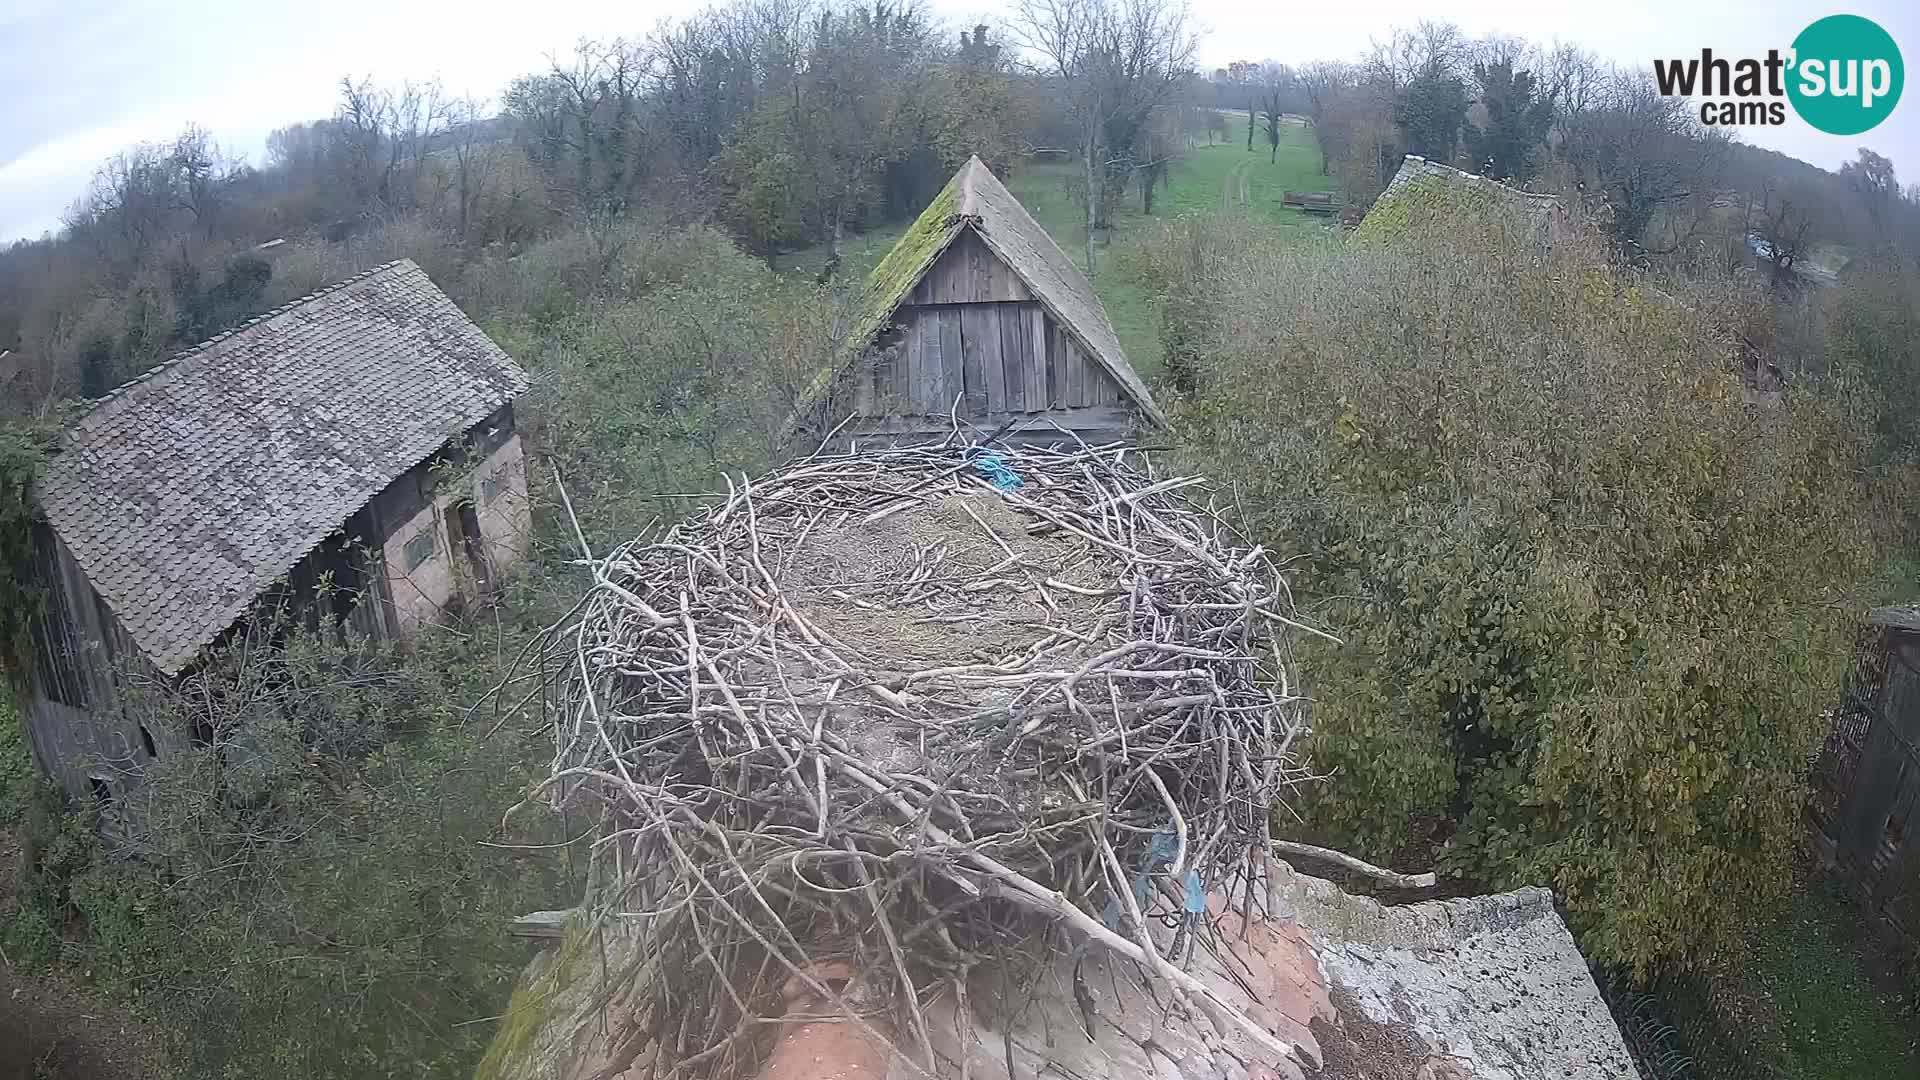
[1083,131,1099,276]
[820,201,845,284]
[1247,106,1254,151]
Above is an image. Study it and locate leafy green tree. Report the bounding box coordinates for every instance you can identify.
[1394,72,1468,161]
[1830,261,1920,548]
[1148,208,1877,971]
[1466,58,1553,181]
[927,26,1020,174]
[719,98,816,254]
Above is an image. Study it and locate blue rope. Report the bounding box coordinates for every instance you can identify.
[969,449,1023,491]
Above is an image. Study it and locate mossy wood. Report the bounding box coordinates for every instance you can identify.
[815,156,1165,447]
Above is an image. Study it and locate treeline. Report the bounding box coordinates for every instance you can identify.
[1203,23,1920,279]
[0,0,1220,417]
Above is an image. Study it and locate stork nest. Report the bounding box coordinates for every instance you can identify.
[533,441,1322,1078]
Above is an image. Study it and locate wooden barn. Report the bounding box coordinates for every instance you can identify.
[18,260,532,803]
[820,155,1164,446]
[1811,605,1920,949]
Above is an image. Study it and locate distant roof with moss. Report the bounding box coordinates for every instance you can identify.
[840,156,1164,426]
[1354,155,1565,246]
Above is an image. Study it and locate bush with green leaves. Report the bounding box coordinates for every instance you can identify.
[0,424,54,695]
[6,620,573,1079]
[512,225,850,537]
[1827,260,1920,549]
[1148,210,1878,971]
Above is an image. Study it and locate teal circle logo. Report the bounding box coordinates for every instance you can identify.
[1788,15,1903,135]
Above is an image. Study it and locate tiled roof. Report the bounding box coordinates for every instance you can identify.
[844,156,1165,427]
[478,867,1639,1079]
[33,260,528,675]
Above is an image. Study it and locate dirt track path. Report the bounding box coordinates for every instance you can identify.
[1222,158,1254,212]
[0,963,151,1080]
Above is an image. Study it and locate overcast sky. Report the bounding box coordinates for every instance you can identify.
[3,0,1917,242]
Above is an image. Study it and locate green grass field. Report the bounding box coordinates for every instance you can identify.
[1730,884,1919,1079]
[1161,119,1328,227]
[786,122,1331,382]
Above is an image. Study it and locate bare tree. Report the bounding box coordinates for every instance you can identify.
[504,40,656,227]
[1009,0,1197,273]
[169,126,228,238]
[1841,148,1900,244]
[336,76,451,214]
[1560,70,1729,261]
[444,96,499,244]
[1542,44,1606,122]
[1259,85,1285,163]
[1750,180,1823,288]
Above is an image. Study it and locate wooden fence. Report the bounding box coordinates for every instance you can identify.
[1602,968,1786,1080]
[1809,611,1920,947]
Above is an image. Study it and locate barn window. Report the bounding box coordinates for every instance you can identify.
[138,723,158,759]
[403,528,436,571]
[480,473,504,505]
[88,775,113,806]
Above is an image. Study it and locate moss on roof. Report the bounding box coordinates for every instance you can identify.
[792,170,964,417]
[797,155,1163,428]
[1349,175,1484,244]
[850,172,966,349]
[1353,156,1561,248]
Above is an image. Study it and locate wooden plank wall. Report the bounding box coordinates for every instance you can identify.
[859,302,1130,422]
[908,230,1033,306]
[21,526,169,801]
[840,225,1140,443]
[1829,633,1920,942]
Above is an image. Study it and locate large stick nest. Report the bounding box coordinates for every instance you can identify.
[536,441,1320,1078]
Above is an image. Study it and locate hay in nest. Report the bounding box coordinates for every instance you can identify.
[532,441,1324,1078]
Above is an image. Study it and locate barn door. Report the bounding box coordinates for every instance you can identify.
[955,302,1046,417]
[449,500,494,594]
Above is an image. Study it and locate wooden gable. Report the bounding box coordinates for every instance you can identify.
[907,230,1033,305]
[839,226,1135,442]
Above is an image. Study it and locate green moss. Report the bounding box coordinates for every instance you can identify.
[472,919,592,1080]
[793,169,963,414]
[851,174,962,349]
[1348,176,1478,245]
[1349,172,1549,250]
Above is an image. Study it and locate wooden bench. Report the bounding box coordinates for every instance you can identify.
[1281,191,1340,214]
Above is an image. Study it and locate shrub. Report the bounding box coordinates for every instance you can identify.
[15,622,573,1079]
[1830,261,1920,464]
[1153,210,1878,971]
[514,226,851,536]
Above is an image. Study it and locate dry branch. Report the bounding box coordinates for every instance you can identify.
[534,440,1325,1078]
[1270,840,1438,890]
